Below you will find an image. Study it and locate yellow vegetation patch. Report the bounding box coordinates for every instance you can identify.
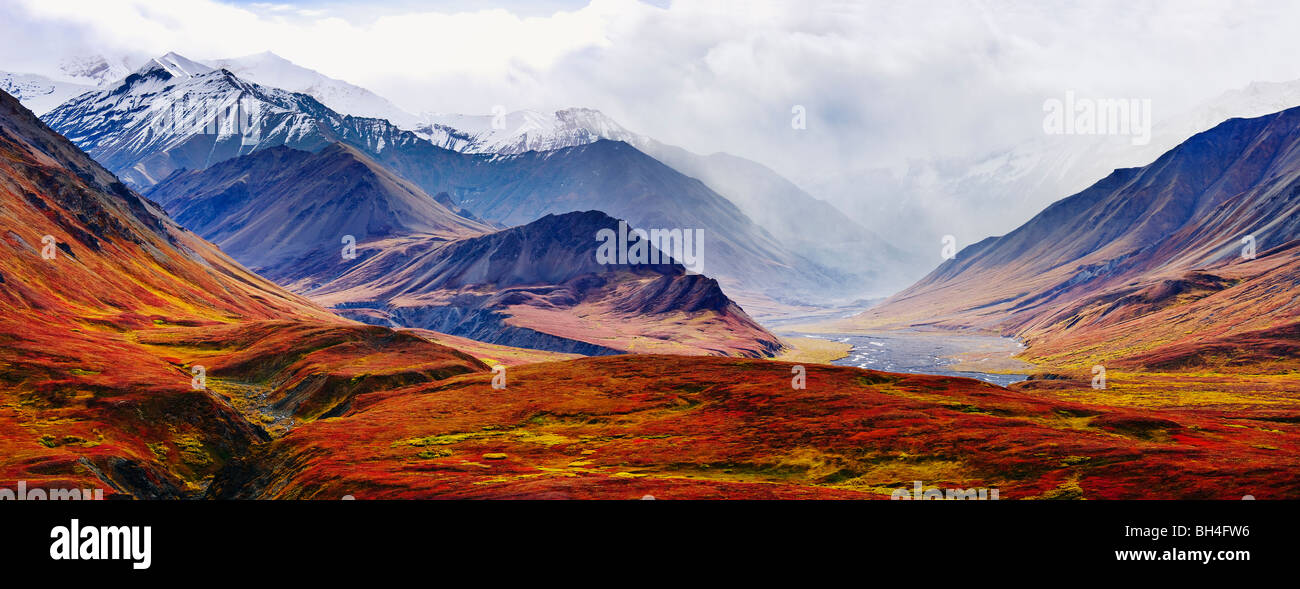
[774,336,852,364]
[394,428,578,449]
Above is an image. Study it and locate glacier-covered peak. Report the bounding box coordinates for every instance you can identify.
[56,54,135,86]
[417,107,642,155]
[203,52,420,128]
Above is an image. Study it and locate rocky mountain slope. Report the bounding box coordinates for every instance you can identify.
[819,78,1300,281]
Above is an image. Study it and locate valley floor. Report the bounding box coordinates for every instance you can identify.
[6,316,1296,500]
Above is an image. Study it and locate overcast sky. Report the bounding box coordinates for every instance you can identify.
[5,0,1300,204]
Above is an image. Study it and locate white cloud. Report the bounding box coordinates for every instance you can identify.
[5,0,1300,231]
[5,0,623,78]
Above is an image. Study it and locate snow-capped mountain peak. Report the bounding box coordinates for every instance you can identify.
[416,107,641,154]
[2,53,137,115]
[556,107,638,140]
[56,54,135,86]
[0,72,94,115]
[144,52,215,79]
[40,59,348,186]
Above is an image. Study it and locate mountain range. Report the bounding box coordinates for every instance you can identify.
[39,53,865,307]
[183,54,1300,299]
[14,50,1300,297]
[41,52,365,186]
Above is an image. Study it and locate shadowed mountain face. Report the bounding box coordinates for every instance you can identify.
[311,210,785,357]
[144,142,781,356]
[146,143,492,285]
[847,106,1300,371]
[42,59,851,305]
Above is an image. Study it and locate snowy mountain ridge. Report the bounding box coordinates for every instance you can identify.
[204,51,421,129]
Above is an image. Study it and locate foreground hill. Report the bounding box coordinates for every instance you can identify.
[0,88,487,496]
[0,88,328,324]
[839,106,1300,375]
